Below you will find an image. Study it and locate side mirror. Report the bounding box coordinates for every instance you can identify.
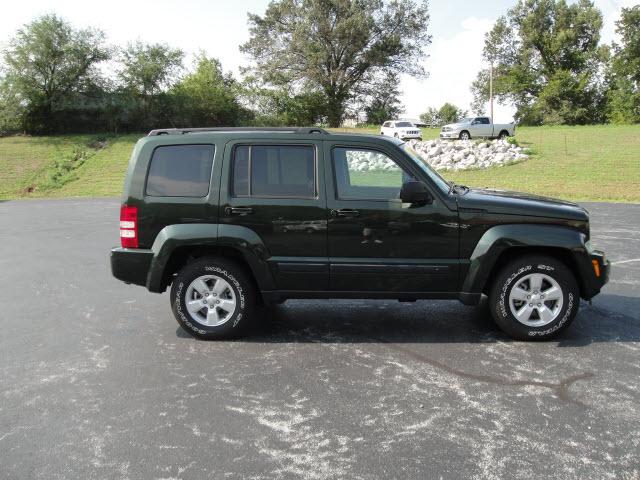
[400,181,432,205]
[471,120,478,125]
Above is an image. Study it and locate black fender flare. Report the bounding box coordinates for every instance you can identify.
[461,224,589,296]
[145,223,275,293]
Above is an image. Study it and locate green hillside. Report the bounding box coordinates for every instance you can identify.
[0,125,638,202]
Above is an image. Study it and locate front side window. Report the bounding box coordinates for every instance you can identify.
[146,144,214,197]
[232,145,316,198]
[332,147,416,200]
[479,117,490,124]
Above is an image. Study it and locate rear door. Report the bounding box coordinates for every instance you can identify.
[324,141,460,293]
[219,139,328,291]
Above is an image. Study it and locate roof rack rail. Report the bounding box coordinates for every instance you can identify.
[147,127,329,136]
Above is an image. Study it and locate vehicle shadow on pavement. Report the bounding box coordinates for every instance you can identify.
[176,294,640,345]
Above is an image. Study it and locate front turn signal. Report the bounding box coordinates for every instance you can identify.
[592,259,601,277]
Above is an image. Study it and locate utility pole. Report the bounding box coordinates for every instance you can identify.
[489,60,494,124]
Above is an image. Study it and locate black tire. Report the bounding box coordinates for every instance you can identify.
[417,137,423,142]
[498,130,509,140]
[459,130,470,140]
[170,256,257,340]
[488,255,580,340]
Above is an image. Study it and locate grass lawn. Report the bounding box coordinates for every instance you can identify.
[0,124,638,202]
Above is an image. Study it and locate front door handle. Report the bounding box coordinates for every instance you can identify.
[331,208,360,218]
[225,206,254,216]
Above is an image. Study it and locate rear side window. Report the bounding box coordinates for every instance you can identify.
[232,145,316,198]
[146,144,214,197]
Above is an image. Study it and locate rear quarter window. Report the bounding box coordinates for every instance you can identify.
[145,144,215,197]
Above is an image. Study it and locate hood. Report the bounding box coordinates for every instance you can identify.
[443,121,469,129]
[457,187,589,222]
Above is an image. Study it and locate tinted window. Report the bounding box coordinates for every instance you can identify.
[332,147,416,200]
[479,117,490,124]
[232,145,316,198]
[146,145,214,197]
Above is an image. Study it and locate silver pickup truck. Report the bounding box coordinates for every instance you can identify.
[440,116,515,140]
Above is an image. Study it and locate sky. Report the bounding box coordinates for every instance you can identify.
[0,0,637,123]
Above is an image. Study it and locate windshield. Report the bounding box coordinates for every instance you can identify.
[458,118,472,124]
[395,121,413,127]
[401,144,450,193]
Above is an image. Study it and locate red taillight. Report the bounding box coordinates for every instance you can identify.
[120,205,138,248]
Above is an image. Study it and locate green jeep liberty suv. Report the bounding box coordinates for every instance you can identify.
[110,127,610,340]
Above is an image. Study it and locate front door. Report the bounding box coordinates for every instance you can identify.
[473,117,492,137]
[219,140,328,291]
[324,142,459,293]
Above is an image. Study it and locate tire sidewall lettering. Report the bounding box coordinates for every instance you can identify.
[176,265,246,333]
[495,261,575,338]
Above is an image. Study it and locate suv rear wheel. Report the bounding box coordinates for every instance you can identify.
[488,255,580,340]
[170,257,256,339]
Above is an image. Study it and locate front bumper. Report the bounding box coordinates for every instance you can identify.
[585,249,610,298]
[440,131,459,139]
[110,247,154,288]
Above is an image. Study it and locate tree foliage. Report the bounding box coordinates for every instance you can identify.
[241,0,430,127]
[607,5,640,124]
[471,0,606,125]
[1,14,110,132]
[438,103,467,124]
[363,72,403,124]
[118,42,184,130]
[170,54,244,127]
[241,76,329,126]
[419,107,439,126]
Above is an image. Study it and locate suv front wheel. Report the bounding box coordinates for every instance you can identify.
[170,257,256,339]
[488,255,580,340]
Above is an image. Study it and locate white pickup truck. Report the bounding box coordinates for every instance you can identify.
[440,116,515,140]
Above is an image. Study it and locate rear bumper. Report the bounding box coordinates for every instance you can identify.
[110,247,153,288]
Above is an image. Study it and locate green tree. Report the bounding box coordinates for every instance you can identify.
[419,107,440,126]
[118,42,184,128]
[242,76,328,126]
[1,14,109,132]
[171,54,242,126]
[241,0,431,127]
[438,103,466,124]
[471,0,606,125]
[0,77,22,134]
[607,6,640,124]
[363,72,404,124]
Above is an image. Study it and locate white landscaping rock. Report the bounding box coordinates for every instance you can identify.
[405,138,529,171]
[342,138,529,173]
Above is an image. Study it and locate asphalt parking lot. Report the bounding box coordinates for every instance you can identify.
[1,198,639,479]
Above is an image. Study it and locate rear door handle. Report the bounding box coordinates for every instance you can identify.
[225,206,254,216]
[331,208,360,217]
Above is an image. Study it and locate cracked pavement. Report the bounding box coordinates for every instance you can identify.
[0,199,639,479]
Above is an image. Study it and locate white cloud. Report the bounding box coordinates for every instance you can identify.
[399,0,639,124]
[399,16,516,122]
[595,0,639,44]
